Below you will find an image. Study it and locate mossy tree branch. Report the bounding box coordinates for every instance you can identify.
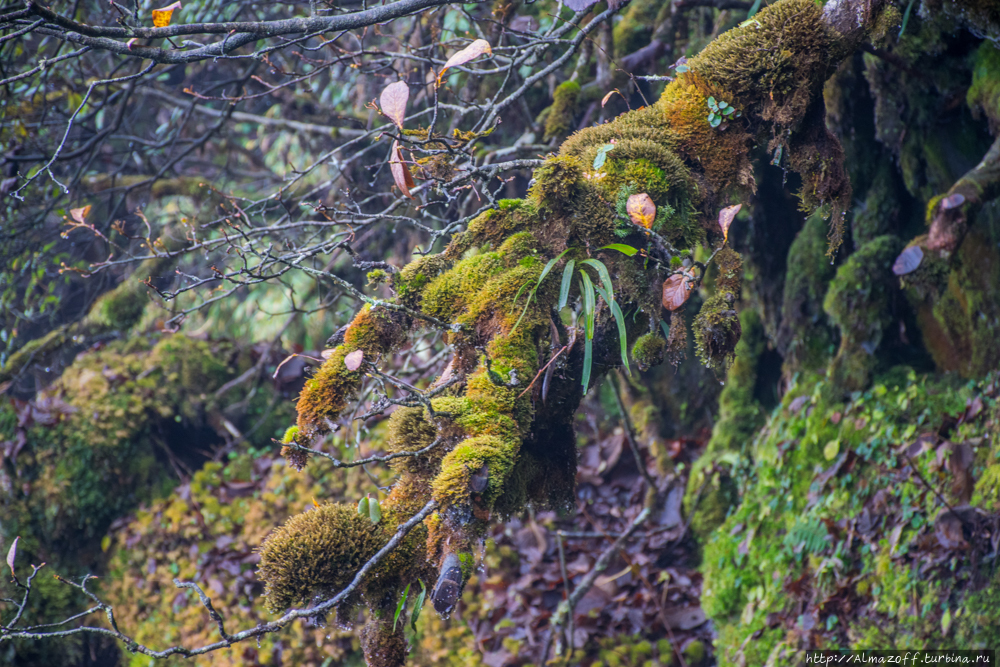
[253,1,894,664]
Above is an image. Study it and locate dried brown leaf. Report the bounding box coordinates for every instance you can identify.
[626,193,656,229]
[389,141,415,200]
[344,349,364,371]
[380,81,409,129]
[6,536,17,577]
[718,203,741,243]
[601,89,621,108]
[661,267,695,311]
[69,205,91,223]
[437,39,492,86]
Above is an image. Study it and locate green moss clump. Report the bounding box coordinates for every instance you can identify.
[87,278,150,332]
[296,306,410,437]
[685,308,765,540]
[823,235,902,392]
[694,248,743,371]
[258,502,384,613]
[779,211,837,372]
[631,332,667,371]
[544,81,581,141]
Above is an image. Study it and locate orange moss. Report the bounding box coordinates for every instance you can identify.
[657,77,754,197]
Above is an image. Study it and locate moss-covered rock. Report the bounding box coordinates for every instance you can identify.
[824,234,903,392]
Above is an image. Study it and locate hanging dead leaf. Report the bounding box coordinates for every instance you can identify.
[6,536,18,577]
[626,193,656,229]
[437,39,492,86]
[601,89,622,108]
[662,267,696,311]
[380,81,409,129]
[718,203,741,243]
[389,141,415,200]
[344,349,365,371]
[151,1,181,27]
[69,205,91,223]
[892,245,923,276]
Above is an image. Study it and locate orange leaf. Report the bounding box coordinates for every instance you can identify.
[69,205,91,223]
[662,268,696,311]
[380,81,409,129]
[389,141,415,200]
[151,1,181,27]
[626,193,656,229]
[601,89,621,108]
[344,349,365,371]
[718,203,741,243]
[437,39,492,87]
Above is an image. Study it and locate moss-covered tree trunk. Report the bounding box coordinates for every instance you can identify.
[257,1,897,663]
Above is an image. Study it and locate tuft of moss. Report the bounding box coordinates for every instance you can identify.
[258,502,384,613]
[296,306,410,436]
[544,81,581,141]
[631,332,667,371]
[694,249,743,372]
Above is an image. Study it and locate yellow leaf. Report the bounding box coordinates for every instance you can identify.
[626,193,656,229]
[718,203,742,243]
[436,39,492,87]
[151,1,181,28]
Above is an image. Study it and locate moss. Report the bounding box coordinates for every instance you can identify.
[685,308,765,540]
[395,253,450,306]
[258,502,385,613]
[905,228,1000,379]
[779,212,837,374]
[682,640,707,666]
[631,332,667,371]
[87,278,150,332]
[694,249,743,372]
[612,0,661,57]
[297,306,410,436]
[688,0,840,129]
[823,235,902,392]
[657,76,754,195]
[700,369,1000,665]
[544,80,581,141]
[384,406,441,475]
[967,42,1000,131]
[361,611,409,667]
